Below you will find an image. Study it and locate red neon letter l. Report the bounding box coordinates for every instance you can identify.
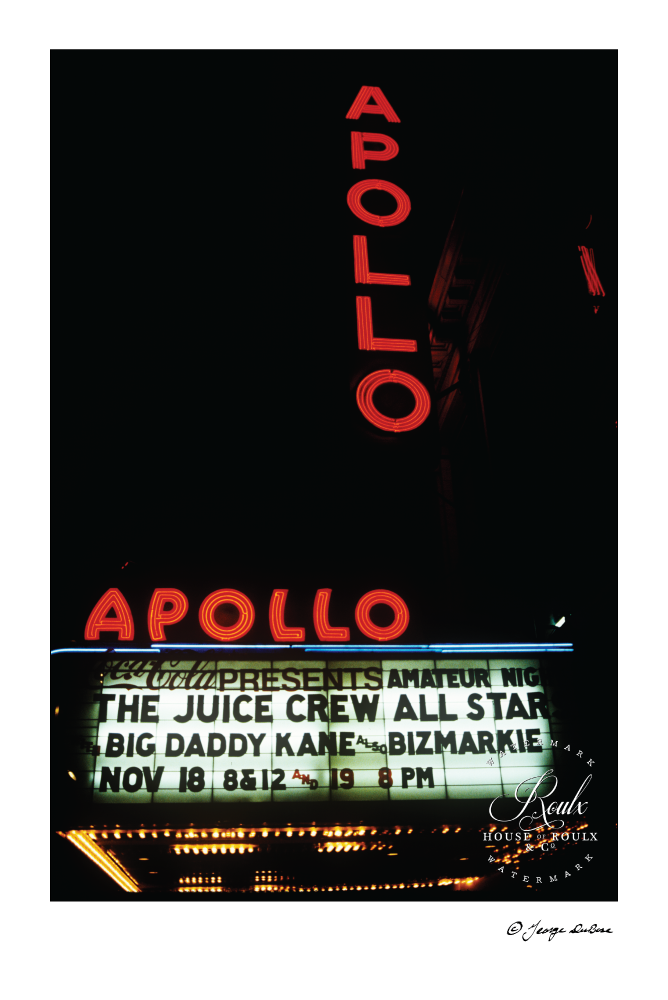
[269,589,306,642]
[313,589,350,641]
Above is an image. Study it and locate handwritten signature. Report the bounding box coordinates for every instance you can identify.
[508,920,612,941]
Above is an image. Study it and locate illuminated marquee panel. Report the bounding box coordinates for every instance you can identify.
[66,658,555,806]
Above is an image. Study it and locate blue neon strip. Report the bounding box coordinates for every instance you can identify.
[51,648,162,655]
[301,646,572,653]
[154,643,571,651]
[52,642,573,655]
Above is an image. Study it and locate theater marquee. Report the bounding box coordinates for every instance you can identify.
[67,657,555,804]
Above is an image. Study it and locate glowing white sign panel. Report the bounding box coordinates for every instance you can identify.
[70,659,555,803]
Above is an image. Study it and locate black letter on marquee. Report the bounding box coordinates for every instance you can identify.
[416,767,434,788]
[105,733,124,757]
[466,694,485,720]
[141,695,160,722]
[197,695,219,723]
[165,733,185,756]
[123,767,143,792]
[136,733,155,756]
[98,693,116,722]
[207,733,226,757]
[117,695,139,723]
[394,695,418,721]
[100,766,121,792]
[184,733,206,757]
[173,696,194,723]
[229,734,248,757]
[275,733,295,756]
[143,766,164,792]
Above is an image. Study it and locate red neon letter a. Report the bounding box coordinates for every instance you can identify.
[269,589,305,642]
[346,86,400,123]
[84,588,135,640]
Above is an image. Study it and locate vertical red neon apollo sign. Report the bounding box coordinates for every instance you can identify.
[346,85,431,433]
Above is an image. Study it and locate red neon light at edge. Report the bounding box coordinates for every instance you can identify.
[350,131,400,169]
[269,589,306,642]
[356,297,417,352]
[147,588,189,641]
[313,589,350,641]
[347,179,411,228]
[577,246,605,297]
[356,369,431,432]
[353,235,410,286]
[198,589,255,642]
[84,588,135,640]
[345,86,401,123]
[355,589,410,641]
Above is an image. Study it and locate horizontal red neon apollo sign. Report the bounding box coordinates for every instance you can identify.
[84,587,410,644]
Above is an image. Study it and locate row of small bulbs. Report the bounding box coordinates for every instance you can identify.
[319,842,377,852]
[88,824,474,842]
[173,846,254,855]
[177,879,480,894]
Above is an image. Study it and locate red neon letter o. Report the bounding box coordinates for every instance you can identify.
[346,179,411,227]
[356,369,431,432]
[355,590,410,641]
[199,589,255,642]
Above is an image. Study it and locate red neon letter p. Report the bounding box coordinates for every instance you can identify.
[350,132,400,169]
[147,588,189,641]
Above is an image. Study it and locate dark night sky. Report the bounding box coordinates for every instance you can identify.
[51,50,617,648]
